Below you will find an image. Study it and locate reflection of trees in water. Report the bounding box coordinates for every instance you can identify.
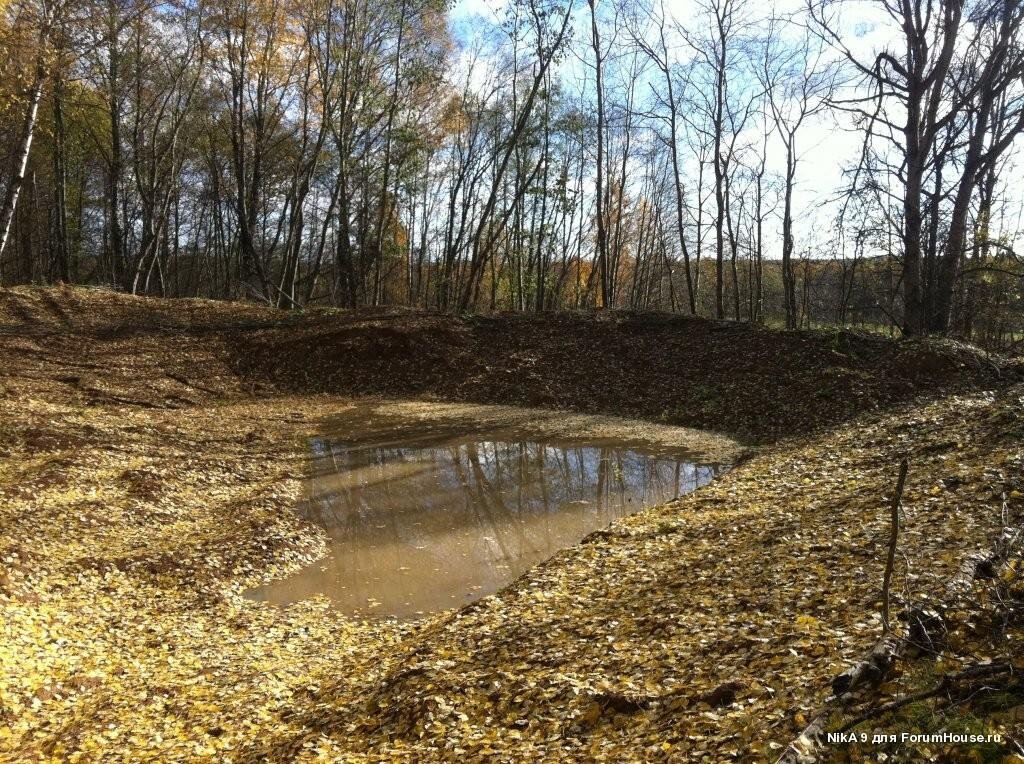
[300,439,722,590]
[248,439,725,614]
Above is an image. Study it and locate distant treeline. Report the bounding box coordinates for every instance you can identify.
[0,0,1022,347]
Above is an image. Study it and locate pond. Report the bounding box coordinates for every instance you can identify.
[247,416,728,618]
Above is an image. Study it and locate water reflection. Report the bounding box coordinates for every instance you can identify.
[248,434,725,617]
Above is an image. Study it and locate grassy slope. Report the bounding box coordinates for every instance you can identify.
[0,285,1020,762]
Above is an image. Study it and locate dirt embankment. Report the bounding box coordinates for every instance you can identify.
[0,285,1009,440]
[0,286,1022,763]
[234,306,1013,441]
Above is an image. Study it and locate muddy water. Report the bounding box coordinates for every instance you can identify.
[249,419,727,618]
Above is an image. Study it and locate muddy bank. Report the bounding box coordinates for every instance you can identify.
[315,399,744,461]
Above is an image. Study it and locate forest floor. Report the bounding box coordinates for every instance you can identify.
[0,285,1023,762]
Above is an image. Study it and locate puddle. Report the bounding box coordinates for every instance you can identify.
[248,419,728,618]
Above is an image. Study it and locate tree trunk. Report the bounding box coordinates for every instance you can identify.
[902,92,926,336]
[666,77,695,314]
[589,0,608,308]
[0,59,46,266]
[51,65,70,282]
[781,145,797,330]
[107,9,126,287]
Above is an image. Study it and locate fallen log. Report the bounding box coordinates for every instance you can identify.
[831,633,902,697]
[777,491,1020,763]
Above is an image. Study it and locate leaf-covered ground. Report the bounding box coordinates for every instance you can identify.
[0,286,1022,762]
[233,303,1014,441]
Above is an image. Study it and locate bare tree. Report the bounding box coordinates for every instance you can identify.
[758,14,839,329]
[627,0,697,313]
[810,0,1024,335]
